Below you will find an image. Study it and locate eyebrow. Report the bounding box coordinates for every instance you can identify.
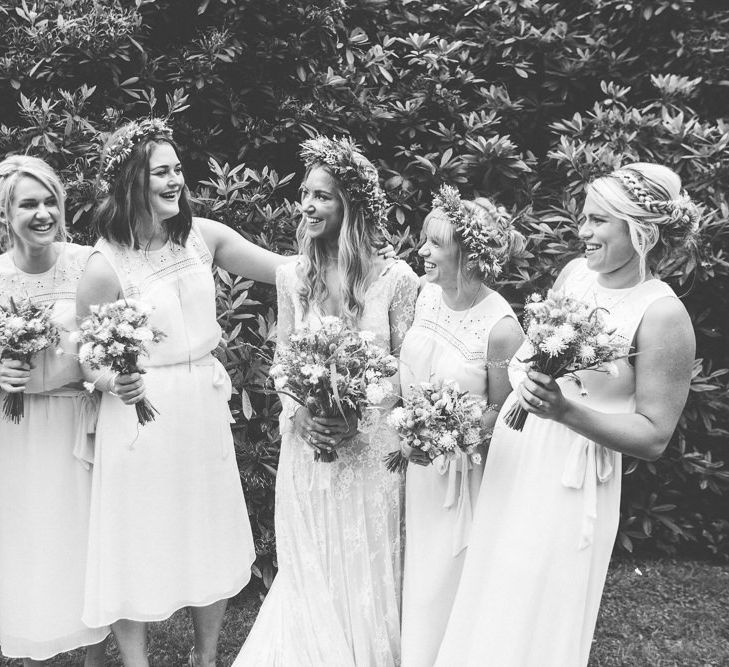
[149,162,181,170]
[17,195,56,203]
[300,185,334,196]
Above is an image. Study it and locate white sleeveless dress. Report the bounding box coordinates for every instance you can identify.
[0,243,110,659]
[82,224,255,628]
[233,259,418,667]
[436,259,678,667]
[399,284,518,667]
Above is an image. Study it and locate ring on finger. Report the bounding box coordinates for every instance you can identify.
[535,398,543,408]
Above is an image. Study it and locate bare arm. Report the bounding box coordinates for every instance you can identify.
[195,217,295,285]
[483,315,524,432]
[519,296,695,460]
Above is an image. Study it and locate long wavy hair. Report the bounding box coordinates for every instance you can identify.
[296,163,380,324]
[93,127,192,249]
[0,155,68,251]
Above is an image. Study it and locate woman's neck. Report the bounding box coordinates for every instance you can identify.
[596,254,649,289]
[136,217,167,249]
[441,279,488,310]
[12,242,58,274]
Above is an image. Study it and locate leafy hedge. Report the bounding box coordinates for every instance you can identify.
[2,0,728,581]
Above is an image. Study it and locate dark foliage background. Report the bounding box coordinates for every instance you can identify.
[2,0,727,587]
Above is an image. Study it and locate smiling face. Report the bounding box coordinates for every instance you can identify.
[418,213,462,289]
[300,166,345,244]
[8,176,61,253]
[580,191,640,279]
[144,142,184,221]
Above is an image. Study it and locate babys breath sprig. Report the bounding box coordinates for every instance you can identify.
[99,117,174,191]
[300,136,389,234]
[432,184,515,280]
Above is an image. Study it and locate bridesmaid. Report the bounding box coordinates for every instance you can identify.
[0,156,108,664]
[436,163,698,666]
[399,186,523,667]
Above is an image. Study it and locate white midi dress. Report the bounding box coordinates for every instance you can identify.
[233,259,418,667]
[399,284,517,667]
[436,258,678,667]
[0,243,110,660]
[82,224,255,628]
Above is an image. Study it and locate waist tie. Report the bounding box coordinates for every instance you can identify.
[561,436,615,550]
[434,449,474,557]
[189,354,234,460]
[37,386,100,469]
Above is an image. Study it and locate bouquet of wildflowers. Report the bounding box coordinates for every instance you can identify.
[385,380,492,473]
[0,297,61,423]
[72,299,165,426]
[503,289,629,431]
[269,316,398,462]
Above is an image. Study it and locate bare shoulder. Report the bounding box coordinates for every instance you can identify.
[638,295,694,348]
[77,251,122,313]
[487,315,524,359]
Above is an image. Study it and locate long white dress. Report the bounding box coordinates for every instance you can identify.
[82,224,255,628]
[0,243,110,660]
[435,258,678,667]
[399,284,518,667]
[233,259,418,667]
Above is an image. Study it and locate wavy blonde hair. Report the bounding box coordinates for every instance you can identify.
[296,163,380,325]
[0,156,67,251]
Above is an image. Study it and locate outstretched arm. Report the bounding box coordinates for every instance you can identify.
[484,315,524,433]
[518,297,695,460]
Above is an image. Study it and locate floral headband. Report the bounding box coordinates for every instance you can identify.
[611,168,700,234]
[99,117,174,192]
[299,136,388,233]
[431,184,515,279]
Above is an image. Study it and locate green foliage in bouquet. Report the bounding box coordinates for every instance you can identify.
[2,0,728,579]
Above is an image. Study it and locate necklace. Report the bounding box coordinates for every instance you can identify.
[426,283,484,380]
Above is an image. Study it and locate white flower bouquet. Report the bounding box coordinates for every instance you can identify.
[72,299,165,426]
[503,289,629,431]
[0,297,61,423]
[385,379,492,473]
[269,316,398,462]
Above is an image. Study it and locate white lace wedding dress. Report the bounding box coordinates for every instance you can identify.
[233,259,418,667]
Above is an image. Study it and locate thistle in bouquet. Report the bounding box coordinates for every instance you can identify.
[0,297,61,423]
[269,316,398,462]
[503,289,629,432]
[385,380,493,473]
[72,299,165,426]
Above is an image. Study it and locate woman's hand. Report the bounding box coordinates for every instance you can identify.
[517,370,567,422]
[112,372,146,405]
[376,242,397,260]
[293,406,358,453]
[0,358,31,394]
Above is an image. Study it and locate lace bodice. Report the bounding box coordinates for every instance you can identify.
[275,259,418,476]
[0,243,91,393]
[93,224,221,367]
[508,258,677,413]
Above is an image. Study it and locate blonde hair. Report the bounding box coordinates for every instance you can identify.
[296,163,380,324]
[0,156,67,250]
[586,162,700,279]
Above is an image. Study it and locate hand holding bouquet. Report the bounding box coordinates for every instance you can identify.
[385,379,492,473]
[269,316,398,462]
[0,297,61,423]
[72,299,165,426]
[503,289,629,431]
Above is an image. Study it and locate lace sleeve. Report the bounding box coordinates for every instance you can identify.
[388,263,419,357]
[274,263,299,436]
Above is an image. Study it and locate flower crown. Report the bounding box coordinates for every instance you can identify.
[612,168,700,235]
[431,184,515,279]
[99,117,174,192]
[299,136,388,233]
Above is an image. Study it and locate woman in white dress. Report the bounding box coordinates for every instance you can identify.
[436,163,698,667]
[234,136,419,666]
[399,187,524,667]
[76,118,302,667]
[0,156,109,665]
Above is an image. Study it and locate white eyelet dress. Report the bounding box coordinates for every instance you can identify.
[436,259,678,667]
[0,243,110,660]
[82,224,255,628]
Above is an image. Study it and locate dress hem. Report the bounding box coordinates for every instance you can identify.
[82,569,253,629]
[1,626,110,661]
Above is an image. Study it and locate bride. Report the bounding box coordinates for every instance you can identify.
[233,136,418,666]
